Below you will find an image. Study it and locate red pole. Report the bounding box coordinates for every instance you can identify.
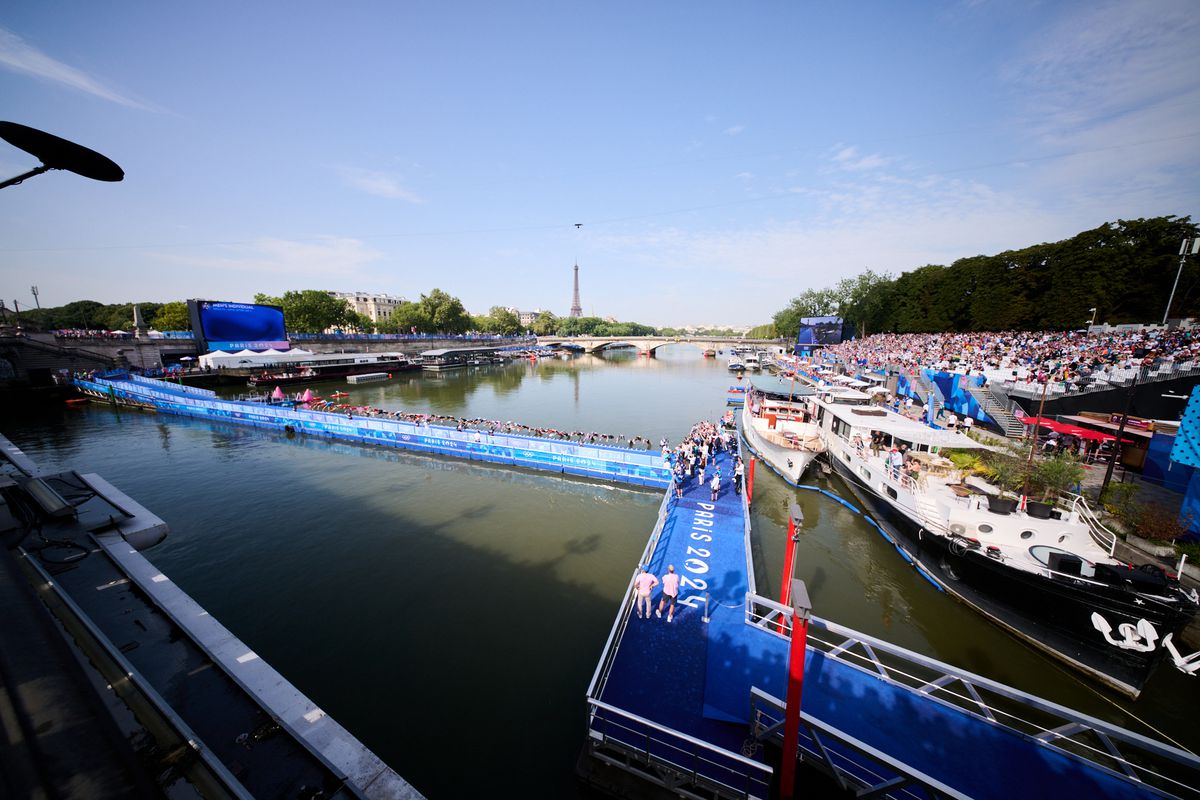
[747,457,756,505]
[779,584,810,800]
[776,515,796,634]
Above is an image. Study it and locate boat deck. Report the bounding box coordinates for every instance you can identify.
[586,448,1197,799]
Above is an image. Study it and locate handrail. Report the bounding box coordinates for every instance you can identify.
[743,592,1200,796]
[1066,493,1118,556]
[588,698,773,775]
[749,687,971,800]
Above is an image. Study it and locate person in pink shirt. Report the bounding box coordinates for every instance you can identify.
[633,567,658,619]
[656,565,680,622]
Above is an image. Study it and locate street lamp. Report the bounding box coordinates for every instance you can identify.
[0,121,123,190]
[1163,238,1200,325]
[1088,307,1097,327]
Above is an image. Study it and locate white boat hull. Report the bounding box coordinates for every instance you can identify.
[740,404,822,484]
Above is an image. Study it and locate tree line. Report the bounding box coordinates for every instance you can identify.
[7,289,662,337]
[770,216,1199,339]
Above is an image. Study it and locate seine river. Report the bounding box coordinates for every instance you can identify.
[6,347,1198,797]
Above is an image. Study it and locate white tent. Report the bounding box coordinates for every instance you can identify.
[197,347,315,369]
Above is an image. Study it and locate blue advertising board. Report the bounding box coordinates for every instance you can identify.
[188,300,289,352]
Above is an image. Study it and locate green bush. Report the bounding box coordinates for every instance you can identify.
[1100,483,1141,525]
[1035,454,1085,502]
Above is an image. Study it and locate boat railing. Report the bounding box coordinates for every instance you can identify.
[744,592,1200,797]
[1065,493,1119,557]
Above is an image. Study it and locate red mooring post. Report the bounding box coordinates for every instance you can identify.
[779,579,812,800]
[777,503,803,634]
[747,457,756,505]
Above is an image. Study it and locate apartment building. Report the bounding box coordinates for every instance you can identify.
[329,291,406,323]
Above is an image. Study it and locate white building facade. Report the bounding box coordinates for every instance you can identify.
[329,291,407,323]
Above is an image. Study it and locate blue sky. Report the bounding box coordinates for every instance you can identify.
[1,1,1197,327]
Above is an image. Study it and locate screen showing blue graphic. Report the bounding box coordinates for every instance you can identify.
[189,300,289,352]
[796,316,846,346]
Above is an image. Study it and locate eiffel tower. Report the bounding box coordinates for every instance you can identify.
[569,263,583,318]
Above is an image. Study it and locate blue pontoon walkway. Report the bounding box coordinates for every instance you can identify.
[585,448,1200,799]
[73,374,670,488]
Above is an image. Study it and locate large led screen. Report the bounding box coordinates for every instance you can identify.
[796,316,846,346]
[188,300,289,352]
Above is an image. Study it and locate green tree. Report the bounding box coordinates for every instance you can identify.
[531,311,558,336]
[385,302,432,333]
[417,289,471,333]
[267,290,356,333]
[745,323,776,338]
[773,289,839,339]
[152,301,191,331]
[835,269,893,337]
[485,306,522,335]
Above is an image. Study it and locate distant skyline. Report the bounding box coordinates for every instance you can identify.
[1,1,1197,327]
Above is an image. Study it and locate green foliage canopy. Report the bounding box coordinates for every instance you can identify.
[771,216,1198,335]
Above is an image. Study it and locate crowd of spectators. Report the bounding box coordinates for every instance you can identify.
[52,328,137,339]
[305,402,662,448]
[826,327,1200,389]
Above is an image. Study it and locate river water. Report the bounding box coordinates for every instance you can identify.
[6,348,1198,797]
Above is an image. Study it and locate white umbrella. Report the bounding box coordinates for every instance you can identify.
[868,386,890,394]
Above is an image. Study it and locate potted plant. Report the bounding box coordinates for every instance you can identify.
[1032,453,1085,513]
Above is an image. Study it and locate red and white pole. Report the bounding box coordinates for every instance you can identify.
[776,503,803,634]
[779,579,812,800]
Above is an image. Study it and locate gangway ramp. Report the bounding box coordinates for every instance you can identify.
[585,448,1200,799]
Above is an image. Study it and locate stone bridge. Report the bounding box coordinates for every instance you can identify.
[538,335,788,355]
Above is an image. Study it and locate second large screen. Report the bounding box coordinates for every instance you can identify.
[189,300,289,352]
[796,316,846,346]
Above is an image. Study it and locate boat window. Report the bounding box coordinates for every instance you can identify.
[858,467,871,481]
[884,485,897,500]
[1028,544,1080,567]
[1020,530,1034,540]
[842,452,852,463]
[978,523,993,533]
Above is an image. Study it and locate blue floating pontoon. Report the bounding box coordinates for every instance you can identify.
[585,447,1199,799]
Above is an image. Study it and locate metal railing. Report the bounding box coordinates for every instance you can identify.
[1066,492,1119,556]
[587,699,772,800]
[20,550,256,800]
[744,593,1200,798]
